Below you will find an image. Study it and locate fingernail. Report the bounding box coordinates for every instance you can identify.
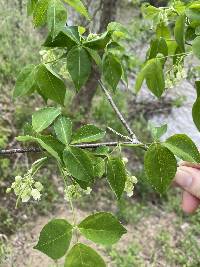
[176,170,193,188]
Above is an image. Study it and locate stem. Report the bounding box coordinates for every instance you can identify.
[69,199,79,243]
[107,127,132,141]
[98,80,140,143]
[0,141,146,156]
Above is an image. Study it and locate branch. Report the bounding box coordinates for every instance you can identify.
[0,141,146,155]
[98,80,140,143]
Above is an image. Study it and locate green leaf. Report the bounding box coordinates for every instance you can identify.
[107,157,126,200]
[156,23,171,39]
[135,58,165,98]
[102,53,122,92]
[185,26,197,41]
[85,47,102,67]
[63,147,94,182]
[84,32,111,50]
[192,36,200,59]
[54,115,72,145]
[67,46,91,91]
[16,135,64,161]
[43,26,80,48]
[186,3,200,25]
[163,134,200,163]
[65,243,106,267]
[36,64,66,105]
[33,0,50,27]
[192,81,200,131]
[27,0,38,15]
[63,0,90,20]
[32,107,61,133]
[144,143,177,194]
[149,123,167,140]
[94,146,110,156]
[148,37,168,59]
[107,22,129,38]
[72,125,105,144]
[47,0,67,39]
[34,219,72,260]
[174,14,185,52]
[93,157,105,178]
[78,212,127,245]
[13,65,36,99]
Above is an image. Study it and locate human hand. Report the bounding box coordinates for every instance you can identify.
[174,162,200,213]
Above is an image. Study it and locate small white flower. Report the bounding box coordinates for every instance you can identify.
[31,189,41,200]
[6,188,11,194]
[15,176,22,182]
[85,187,92,195]
[122,157,129,164]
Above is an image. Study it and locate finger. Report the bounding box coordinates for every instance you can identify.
[175,166,200,199]
[179,161,200,170]
[182,191,200,213]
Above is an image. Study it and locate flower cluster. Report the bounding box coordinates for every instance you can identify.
[6,172,43,203]
[165,59,186,89]
[64,184,92,202]
[122,157,138,197]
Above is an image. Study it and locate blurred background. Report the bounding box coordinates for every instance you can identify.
[1,0,200,266]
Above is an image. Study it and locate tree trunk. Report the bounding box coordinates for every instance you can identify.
[71,0,119,115]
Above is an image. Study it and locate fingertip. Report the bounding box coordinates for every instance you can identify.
[182,191,200,214]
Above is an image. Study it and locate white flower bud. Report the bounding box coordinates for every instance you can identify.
[6,188,11,194]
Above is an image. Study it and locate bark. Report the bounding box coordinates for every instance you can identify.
[71,0,119,115]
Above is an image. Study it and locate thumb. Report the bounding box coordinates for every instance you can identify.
[175,166,200,199]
